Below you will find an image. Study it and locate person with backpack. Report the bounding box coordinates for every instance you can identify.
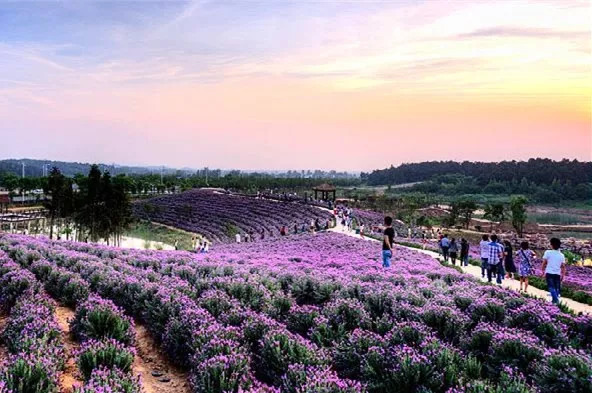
[541,238,567,304]
[516,241,535,292]
[487,234,505,284]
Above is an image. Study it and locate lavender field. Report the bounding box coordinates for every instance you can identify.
[133,190,332,243]
[0,232,591,393]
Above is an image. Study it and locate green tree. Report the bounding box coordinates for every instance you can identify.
[457,198,477,229]
[483,203,506,231]
[43,167,66,239]
[510,196,528,237]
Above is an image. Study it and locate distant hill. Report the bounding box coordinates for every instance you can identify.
[0,159,173,177]
[362,159,592,186]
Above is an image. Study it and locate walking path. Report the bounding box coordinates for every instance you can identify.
[328,224,592,315]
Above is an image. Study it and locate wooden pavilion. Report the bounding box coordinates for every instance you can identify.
[313,183,336,201]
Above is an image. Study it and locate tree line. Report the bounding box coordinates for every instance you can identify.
[44,165,132,244]
[362,159,592,188]
[398,174,591,203]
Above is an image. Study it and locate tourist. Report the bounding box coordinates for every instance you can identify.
[359,223,365,239]
[294,224,298,234]
[196,241,202,253]
[244,232,250,242]
[174,240,179,250]
[479,234,490,278]
[460,238,469,267]
[191,235,197,249]
[325,220,330,230]
[449,238,459,265]
[235,233,241,243]
[382,216,395,268]
[487,235,505,285]
[203,242,209,253]
[540,238,566,304]
[301,223,306,233]
[503,240,516,279]
[280,226,287,236]
[440,234,450,262]
[516,241,535,292]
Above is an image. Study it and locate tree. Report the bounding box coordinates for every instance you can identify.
[510,196,528,237]
[446,201,460,227]
[1,173,19,200]
[457,198,477,229]
[483,203,506,231]
[44,168,64,239]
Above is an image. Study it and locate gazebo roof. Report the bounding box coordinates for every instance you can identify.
[313,183,336,191]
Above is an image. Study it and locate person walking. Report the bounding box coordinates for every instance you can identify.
[235,233,241,243]
[280,226,287,236]
[487,235,505,284]
[460,238,470,267]
[479,234,490,278]
[382,216,395,268]
[359,223,365,239]
[503,240,516,279]
[449,238,459,265]
[174,239,179,251]
[440,234,450,262]
[541,238,566,305]
[516,241,535,292]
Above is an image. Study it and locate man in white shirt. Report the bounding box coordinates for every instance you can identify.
[235,233,241,243]
[540,238,566,305]
[479,234,490,278]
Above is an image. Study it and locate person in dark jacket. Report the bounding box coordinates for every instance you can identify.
[504,240,516,279]
[449,238,459,265]
[460,238,470,267]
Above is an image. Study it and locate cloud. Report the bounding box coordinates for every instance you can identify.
[458,26,589,39]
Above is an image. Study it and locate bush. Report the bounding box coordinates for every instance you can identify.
[281,364,364,393]
[533,349,592,393]
[257,330,324,385]
[333,329,383,379]
[74,367,142,393]
[77,339,135,381]
[286,305,320,336]
[0,355,59,393]
[190,353,251,393]
[71,296,135,346]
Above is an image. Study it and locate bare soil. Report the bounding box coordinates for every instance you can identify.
[0,313,9,364]
[133,323,191,393]
[56,306,82,393]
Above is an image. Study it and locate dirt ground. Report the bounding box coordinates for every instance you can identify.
[56,306,82,393]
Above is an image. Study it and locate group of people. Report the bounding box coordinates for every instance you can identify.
[385,219,567,305]
[188,236,209,253]
[438,235,470,266]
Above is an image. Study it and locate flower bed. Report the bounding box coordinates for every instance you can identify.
[0,233,591,393]
[133,189,332,243]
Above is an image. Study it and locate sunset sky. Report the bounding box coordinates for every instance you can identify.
[0,0,590,171]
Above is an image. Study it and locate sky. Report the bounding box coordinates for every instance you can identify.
[0,0,590,171]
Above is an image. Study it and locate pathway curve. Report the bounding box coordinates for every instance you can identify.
[328,223,592,315]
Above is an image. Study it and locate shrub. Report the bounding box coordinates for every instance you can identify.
[281,364,364,393]
[257,330,324,385]
[71,296,135,346]
[286,305,320,336]
[76,339,135,381]
[533,349,592,393]
[333,329,383,379]
[74,367,142,393]
[190,353,251,393]
[0,354,59,393]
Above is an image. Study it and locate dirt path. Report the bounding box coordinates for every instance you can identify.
[56,306,82,393]
[133,323,190,393]
[0,313,9,364]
